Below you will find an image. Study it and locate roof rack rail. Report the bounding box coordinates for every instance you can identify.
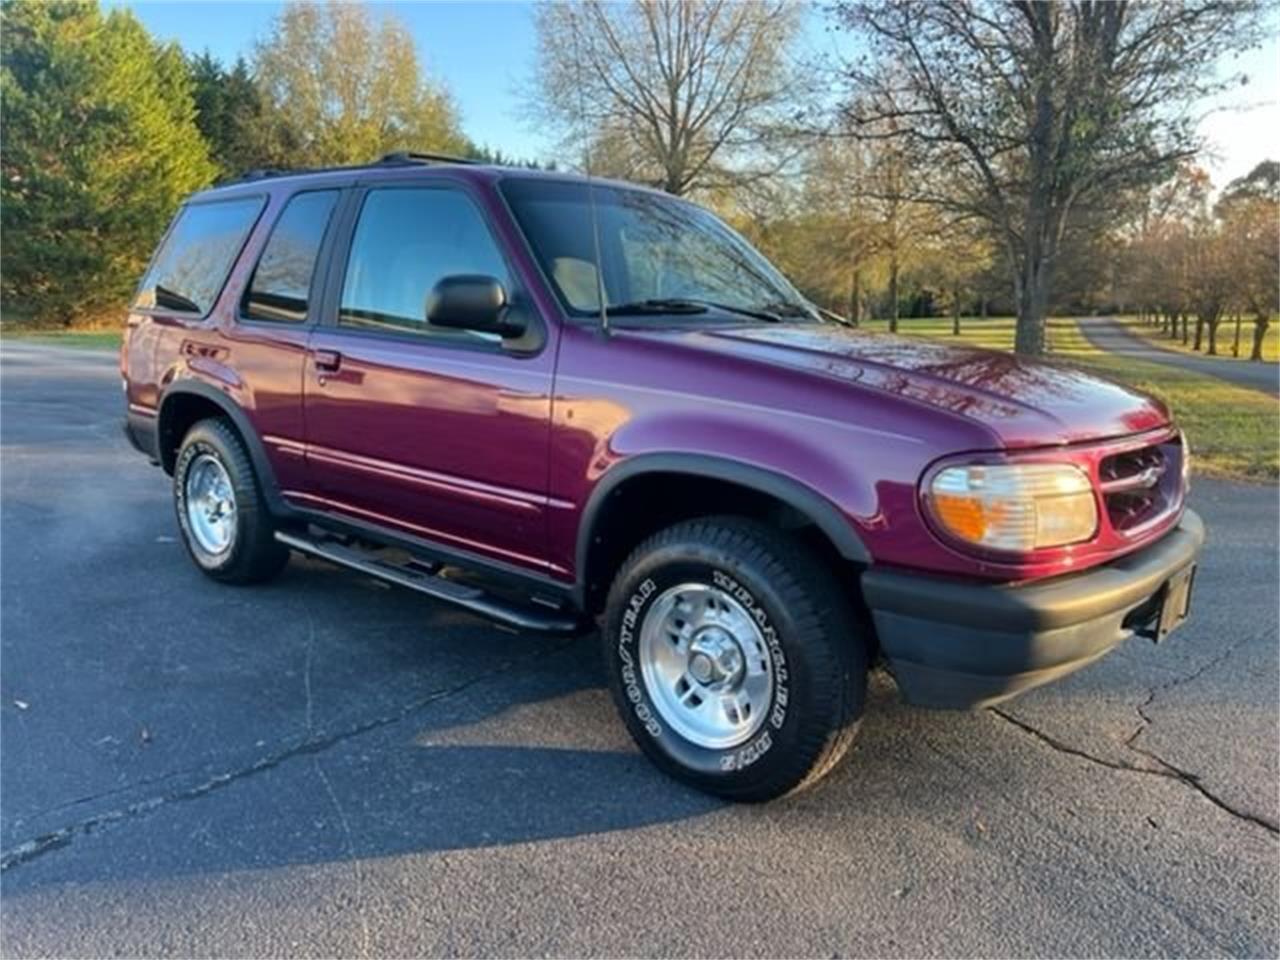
[377,151,477,166]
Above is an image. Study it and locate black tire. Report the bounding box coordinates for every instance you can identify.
[173,417,289,585]
[602,516,867,801]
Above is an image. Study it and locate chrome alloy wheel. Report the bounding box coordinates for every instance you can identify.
[638,582,774,749]
[184,453,238,556]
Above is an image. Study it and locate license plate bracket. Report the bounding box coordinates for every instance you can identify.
[1155,563,1196,642]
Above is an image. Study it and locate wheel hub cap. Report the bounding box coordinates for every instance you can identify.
[184,453,237,556]
[637,582,774,749]
[688,629,744,687]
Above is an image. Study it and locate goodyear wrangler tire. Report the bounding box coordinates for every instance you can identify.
[174,418,289,585]
[603,516,867,801]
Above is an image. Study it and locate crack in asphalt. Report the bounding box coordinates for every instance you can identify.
[303,614,371,959]
[0,640,576,873]
[918,736,1231,955]
[991,635,1280,837]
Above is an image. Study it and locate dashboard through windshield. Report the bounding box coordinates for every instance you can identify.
[499,176,816,324]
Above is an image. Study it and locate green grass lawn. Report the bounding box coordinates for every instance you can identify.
[880,315,1278,482]
[1115,314,1279,364]
[1,328,123,350]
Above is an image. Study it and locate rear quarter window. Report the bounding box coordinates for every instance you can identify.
[242,190,339,323]
[134,196,265,316]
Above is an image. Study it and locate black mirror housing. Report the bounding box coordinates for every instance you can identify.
[426,275,526,338]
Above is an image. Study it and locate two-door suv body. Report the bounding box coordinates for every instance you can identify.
[122,154,1203,800]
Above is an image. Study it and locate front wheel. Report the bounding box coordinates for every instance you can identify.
[603,517,867,801]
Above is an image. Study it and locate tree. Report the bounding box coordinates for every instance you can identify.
[1185,214,1232,354]
[1217,161,1280,361]
[0,0,215,325]
[252,2,467,167]
[912,223,995,336]
[187,52,271,179]
[531,0,805,196]
[834,1,1263,355]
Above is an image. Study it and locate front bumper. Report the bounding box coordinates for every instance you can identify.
[862,510,1205,709]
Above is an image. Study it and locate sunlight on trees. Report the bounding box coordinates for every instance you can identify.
[1123,162,1279,361]
[0,0,215,325]
[530,0,807,196]
[252,1,468,167]
[1,0,1272,338]
[833,0,1264,355]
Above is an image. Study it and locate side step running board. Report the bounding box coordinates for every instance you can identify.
[275,531,582,635]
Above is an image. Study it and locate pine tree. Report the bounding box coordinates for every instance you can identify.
[1,1,217,325]
[188,52,271,179]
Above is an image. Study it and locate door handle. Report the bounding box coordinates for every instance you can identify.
[313,350,342,373]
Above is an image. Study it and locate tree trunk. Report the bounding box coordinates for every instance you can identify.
[1206,316,1219,355]
[888,254,899,334]
[1014,261,1050,355]
[1232,313,1242,358]
[1193,315,1204,351]
[1181,313,1189,344]
[1252,315,1270,362]
[980,297,988,320]
[849,268,861,326]
[951,290,961,336]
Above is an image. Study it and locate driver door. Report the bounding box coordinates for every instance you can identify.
[302,181,559,576]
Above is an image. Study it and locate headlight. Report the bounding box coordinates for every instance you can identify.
[926,463,1097,552]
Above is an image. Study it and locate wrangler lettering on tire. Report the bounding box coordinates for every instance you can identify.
[602,516,868,802]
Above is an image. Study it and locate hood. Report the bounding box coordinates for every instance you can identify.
[671,324,1170,448]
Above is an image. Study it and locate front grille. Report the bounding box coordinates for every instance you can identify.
[1099,437,1181,533]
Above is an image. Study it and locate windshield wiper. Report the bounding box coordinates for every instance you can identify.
[606,298,709,316]
[816,306,857,328]
[755,300,826,322]
[605,297,793,323]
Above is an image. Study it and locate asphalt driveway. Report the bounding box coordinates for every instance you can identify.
[1,340,1277,958]
[1078,317,1280,396]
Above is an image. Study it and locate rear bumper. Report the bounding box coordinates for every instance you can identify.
[862,510,1205,709]
[123,411,159,462]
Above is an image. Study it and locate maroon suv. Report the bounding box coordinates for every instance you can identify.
[121,153,1203,800]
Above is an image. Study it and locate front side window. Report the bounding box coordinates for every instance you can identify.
[134,196,264,315]
[339,187,511,343]
[242,190,338,323]
[499,177,814,322]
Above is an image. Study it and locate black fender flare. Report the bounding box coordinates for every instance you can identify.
[157,380,294,517]
[574,453,871,600]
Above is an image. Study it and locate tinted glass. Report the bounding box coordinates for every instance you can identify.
[339,188,510,343]
[243,191,338,323]
[135,197,263,315]
[500,177,809,320]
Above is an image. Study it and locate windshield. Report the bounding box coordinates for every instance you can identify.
[500,176,816,323]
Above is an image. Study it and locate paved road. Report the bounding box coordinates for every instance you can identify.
[1,341,1277,958]
[1079,317,1280,396]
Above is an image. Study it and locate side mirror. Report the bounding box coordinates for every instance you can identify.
[425,275,527,338]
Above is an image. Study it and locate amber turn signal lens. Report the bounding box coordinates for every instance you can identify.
[927,463,1097,552]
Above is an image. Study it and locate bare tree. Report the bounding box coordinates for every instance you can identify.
[1217,161,1280,361]
[531,0,805,196]
[834,1,1262,355]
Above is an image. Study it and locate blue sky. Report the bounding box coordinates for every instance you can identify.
[116,0,555,157]
[117,0,1278,184]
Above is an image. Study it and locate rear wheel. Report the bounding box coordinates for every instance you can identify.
[173,418,289,584]
[603,516,867,801]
